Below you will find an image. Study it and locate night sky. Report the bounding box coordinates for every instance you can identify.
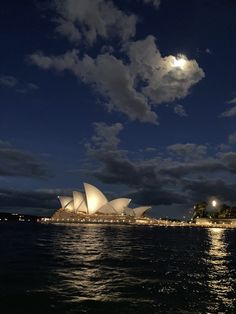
[1,0,236,218]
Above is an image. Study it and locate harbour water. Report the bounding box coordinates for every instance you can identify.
[1,223,236,313]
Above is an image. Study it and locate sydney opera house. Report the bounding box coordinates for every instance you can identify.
[51,183,151,223]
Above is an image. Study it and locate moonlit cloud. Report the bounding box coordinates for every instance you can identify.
[54,0,137,45]
[30,35,204,123]
[127,36,205,105]
[29,50,158,123]
[29,0,206,124]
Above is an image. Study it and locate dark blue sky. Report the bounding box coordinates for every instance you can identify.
[0,0,236,218]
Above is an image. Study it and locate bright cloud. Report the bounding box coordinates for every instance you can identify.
[29,2,204,124]
[30,36,204,123]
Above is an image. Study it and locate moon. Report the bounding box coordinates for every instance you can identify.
[172,55,187,69]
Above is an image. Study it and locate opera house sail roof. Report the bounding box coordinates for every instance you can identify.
[56,183,151,218]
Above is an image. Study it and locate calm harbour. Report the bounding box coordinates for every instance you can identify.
[1,223,236,314]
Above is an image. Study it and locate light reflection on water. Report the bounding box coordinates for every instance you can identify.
[51,225,139,303]
[1,223,236,314]
[206,228,236,312]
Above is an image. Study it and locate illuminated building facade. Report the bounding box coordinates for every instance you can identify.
[54,183,150,219]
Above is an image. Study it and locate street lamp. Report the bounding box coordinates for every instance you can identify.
[212,200,217,207]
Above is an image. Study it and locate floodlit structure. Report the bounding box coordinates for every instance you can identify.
[55,183,151,218]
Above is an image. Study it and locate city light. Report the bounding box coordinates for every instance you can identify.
[212,200,217,207]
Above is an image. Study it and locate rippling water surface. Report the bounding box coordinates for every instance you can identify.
[1,223,236,313]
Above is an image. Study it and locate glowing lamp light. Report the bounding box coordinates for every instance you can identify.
[212,200,217,207]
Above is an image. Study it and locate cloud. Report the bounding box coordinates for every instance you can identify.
[229,131,236,144]
[220,106,236,118]
[16,82,39,94]
[161,151,236,178]
[167,143,207,161]
[80,53,159,123]
[0,74,39,94]
[30,50,158,123]
[83,123,186,206]
[82,124,236,207]
[217,143,230,152]
[143,147,158,152]
[30,0,205,125]
[27,83,39,90]
[220,96,236,117]
[160,159,225,178]
[184,179,236,203]
[0,147,48,178]
[85,122,170,185]
[220,152,236,173]
[0,139,11,148]
[0,75,18,87]
[55,18,81,43]
[142,0,161,9]
[226,97,236,104]
[54,0,137,45]
[88,122,124,151]
[30,36,204,123]
[174,104,188,117]
[0,188,71,215]
[29,49,79,71]
[126,36,205,105]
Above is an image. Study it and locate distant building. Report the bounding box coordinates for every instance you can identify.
[51,183,150,221]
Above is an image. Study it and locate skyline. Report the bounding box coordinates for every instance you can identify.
[1,0,236,218]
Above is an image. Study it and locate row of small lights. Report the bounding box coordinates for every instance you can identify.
[41,217,193,226]
[0,217,31,222]
[42,218,134,223]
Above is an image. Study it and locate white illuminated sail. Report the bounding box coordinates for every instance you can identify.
[84,183,108,214]
[109,198,131,214]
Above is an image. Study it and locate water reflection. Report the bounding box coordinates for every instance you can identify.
[49,225,136,303]
[40,225,236,312]
[206,228,235,312]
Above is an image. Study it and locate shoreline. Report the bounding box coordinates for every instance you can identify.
[40,217,236,229]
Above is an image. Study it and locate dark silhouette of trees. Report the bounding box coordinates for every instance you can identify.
[192,202,236,219]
